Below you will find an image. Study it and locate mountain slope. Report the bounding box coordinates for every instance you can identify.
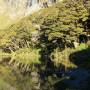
[0,0,61,29]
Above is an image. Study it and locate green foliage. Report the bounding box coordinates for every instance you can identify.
[76,43,88,50]
[0,1,90,90]
[14,48,41,65]
[0,18,39,52]
[41,0,89,41]
[51,48,77,69]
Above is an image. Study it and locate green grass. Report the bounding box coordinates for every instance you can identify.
[76,43,88,51]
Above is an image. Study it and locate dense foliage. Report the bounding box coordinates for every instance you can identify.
[0,0,90,90]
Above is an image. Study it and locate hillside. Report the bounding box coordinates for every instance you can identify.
[0,0,90,90]
[0,0,61,29]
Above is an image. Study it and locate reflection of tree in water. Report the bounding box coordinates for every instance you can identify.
[42,46,89,90]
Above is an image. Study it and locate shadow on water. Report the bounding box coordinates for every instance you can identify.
[53,47,90,90]
[69,47,90,69]
[68,47,90,90]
